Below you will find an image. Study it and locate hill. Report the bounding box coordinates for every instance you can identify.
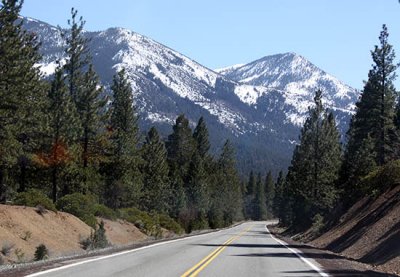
[0,205,147,264]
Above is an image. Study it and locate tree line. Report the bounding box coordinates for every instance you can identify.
[0,1,246,232]
[274,24,400,231]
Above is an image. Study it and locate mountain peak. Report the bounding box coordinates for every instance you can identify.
[218,52,358,127]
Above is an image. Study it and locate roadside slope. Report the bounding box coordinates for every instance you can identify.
[0,205,148,264]
[311,185,400,275]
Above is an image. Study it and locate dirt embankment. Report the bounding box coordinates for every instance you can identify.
[310,185,400,275]
[0,205,148,264]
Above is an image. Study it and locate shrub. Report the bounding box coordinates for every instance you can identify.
[118,208,161,236]
[94,204,117,220]
[1,242,14,256]
[13,189,56,212]
[311,213,325,236]
[158,214,184,235]
[79,236,92,250]
[14,248,25,263]
[360,160,400,195]
[79,221,109,250]
[35,205,47,215]
[34,244,48,261]
[189,216,209,232]
[0,255,3,265]
[21,231,32,241]
[56,193,97,228]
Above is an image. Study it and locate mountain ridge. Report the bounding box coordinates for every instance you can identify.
[22,16,359,174]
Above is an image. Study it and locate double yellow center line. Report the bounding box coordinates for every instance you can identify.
[181,225,253,277]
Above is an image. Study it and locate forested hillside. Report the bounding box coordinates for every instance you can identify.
[0,1,247,234]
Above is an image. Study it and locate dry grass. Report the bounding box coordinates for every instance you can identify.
[0,205,148,264]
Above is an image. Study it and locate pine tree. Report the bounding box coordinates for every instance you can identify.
[0,0,47,200]
[141,127,170,213]
[105,69,141,208]
[217,140,243,224]
[167,114,196,175]
[341,25,398,201]
[61,9,108,196]
[254,172,267,220]
[193,117,210,158]
[62,8,91,104]
[166,115,195,219]
[264,170,275,218]
[272,171,285,222]
[186,152,210,230]
[279,172,295,227]
[319,112,342,205]
[41,67,81,202]
[344,25,398,179]
[246,170,256,196]
[244,170,256,219]
[72,64,107,195]
[286,90,341,227]
[190,116,212,229]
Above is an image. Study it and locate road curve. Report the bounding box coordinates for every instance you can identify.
[27,222,328,277]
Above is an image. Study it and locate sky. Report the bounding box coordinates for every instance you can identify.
[21,0,400,90]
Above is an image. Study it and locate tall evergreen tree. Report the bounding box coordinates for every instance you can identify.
[244,170,256,219]
[246,170,256,196]
[344,25,398,179]
[73,64,107,195]
[0,0,47,200]
[167,114,196,173]
[216,140,243,224]
[77,65,106,168]
[141,127,170,213]
[341,25,399,201]
[286,90,341,227]
[264,170,275,218]
[272,171,285,222]
[193,117,210,158]
[105,69,141,208]
[41,67,81,202]
[186,152,210,230]
[60,9,108,196]
[166,114,195,218]
[254,172,267,220]
[62,8,90,103]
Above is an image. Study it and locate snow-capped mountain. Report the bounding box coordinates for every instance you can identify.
[217,53,358,128]
[22,17,359,174]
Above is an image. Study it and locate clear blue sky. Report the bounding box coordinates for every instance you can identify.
[21,0,400,90]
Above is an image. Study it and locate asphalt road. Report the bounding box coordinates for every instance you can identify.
[28,222,328,277]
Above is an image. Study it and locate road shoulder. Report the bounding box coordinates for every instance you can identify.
[268,224,399,277]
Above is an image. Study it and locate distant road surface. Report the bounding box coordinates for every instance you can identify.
[28,221,328,277]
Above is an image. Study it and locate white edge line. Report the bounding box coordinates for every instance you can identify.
[26,229,225,277]
[265,225,330,277]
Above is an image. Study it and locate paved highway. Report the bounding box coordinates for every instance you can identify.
[28,222,328,277]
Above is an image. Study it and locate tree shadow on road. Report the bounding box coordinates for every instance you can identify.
[193,243,314,249]
[281,269,398,277]
[194,242,395,276]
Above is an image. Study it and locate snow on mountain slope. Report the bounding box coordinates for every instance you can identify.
[215,64,245,75]
[218,53,359,127]
[95,27,248,131]
[23,18,258,134]
[21,17,359,173]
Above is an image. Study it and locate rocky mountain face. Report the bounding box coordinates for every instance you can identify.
[23,17,359,174]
